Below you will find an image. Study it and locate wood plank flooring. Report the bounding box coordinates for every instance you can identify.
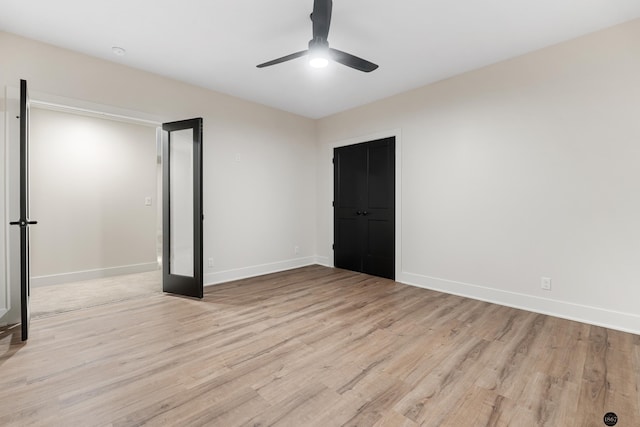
[30,270,161,319]
[0,265,638,426]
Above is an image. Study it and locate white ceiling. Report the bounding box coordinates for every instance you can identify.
[2,0,640,119]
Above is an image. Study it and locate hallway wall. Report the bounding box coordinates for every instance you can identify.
[29,107,158,285]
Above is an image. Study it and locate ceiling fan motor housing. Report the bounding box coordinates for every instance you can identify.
[309,38,329,50]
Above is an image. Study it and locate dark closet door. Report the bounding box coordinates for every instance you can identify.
[334,137,395,279]
[162,118,203,298]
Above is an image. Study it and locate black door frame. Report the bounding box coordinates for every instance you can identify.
[331,132,400,279]
[161,118,204,299]
[9,79,36,341]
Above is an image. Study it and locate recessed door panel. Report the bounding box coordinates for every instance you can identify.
[368,143,394,209]
[366,220,393,258]
[335,217,361,271]
[364,219,394,279]
[336,145,366,209]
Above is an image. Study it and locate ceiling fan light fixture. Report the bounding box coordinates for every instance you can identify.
[309,44,329,68]
[309,55,329,68]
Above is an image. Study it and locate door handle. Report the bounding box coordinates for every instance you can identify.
[9,219,38,227]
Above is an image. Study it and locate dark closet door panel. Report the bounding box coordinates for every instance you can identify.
[367,142,394,209]
[335,217,361,271]
[362,138,395,279]
[364,220,394,279]
[335,145,366,208]
[334,137,395,280]
[366,220,394,259]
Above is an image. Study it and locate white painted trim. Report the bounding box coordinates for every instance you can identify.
[28,90,165,127]
[314,255,332,268]
[31,262,159,287]
[398,271,640,335]
[204,257,316,286]
[327,128,402,278]
[2,85,20,321]
[1,87,10,317]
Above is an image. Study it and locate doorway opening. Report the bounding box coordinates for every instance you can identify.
[333,136,396,280]
[28,104,163,318]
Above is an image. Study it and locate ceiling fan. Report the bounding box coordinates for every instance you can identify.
[256,0,378,72]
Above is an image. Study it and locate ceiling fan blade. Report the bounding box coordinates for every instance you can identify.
[311,0,332,41]
[257,50,308,68]
[329,48,379,73]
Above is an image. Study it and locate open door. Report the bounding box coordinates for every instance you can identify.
[162,118,203,298]
[9,79,37,341]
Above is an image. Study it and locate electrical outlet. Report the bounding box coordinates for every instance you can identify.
[294,246,300,255]
[208,258,214,268]
[541,277,552,291]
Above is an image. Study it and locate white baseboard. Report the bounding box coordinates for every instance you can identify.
[204,257,317,287]
[398,271,640,336]
[33,258,638,334]
[314,255,332,268]
[31,262,159,287]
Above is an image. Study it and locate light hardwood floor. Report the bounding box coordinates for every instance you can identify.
[0,265,638,426]
[30,270,161,318]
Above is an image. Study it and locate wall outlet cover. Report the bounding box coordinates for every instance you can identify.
[541,277,552,290]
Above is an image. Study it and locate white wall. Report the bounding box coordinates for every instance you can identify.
[1,31,317,324]
[316,19,640,334]
[29,107,158,285]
